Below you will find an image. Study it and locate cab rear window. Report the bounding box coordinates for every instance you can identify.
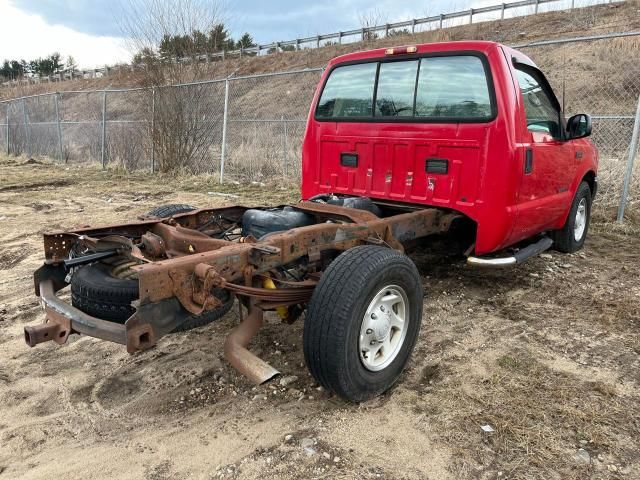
[315,63,377,118]
[315,54,494,122]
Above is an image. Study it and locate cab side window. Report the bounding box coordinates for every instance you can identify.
[515,68,561,138]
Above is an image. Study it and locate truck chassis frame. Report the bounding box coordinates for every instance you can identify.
[27,201,457,384]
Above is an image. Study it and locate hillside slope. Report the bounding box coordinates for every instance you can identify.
[1,0,639,101]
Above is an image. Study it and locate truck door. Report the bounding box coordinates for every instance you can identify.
[512,63,574,240]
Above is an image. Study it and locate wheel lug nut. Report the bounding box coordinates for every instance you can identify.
[371,313,377,319]
[366,329,373,334]
[380,306,385,312]
[370,340,376,345]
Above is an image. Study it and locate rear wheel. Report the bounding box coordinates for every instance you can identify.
[303,246,423,402]
[553,181,592,253]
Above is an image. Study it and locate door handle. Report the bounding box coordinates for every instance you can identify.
[524,149,533,174]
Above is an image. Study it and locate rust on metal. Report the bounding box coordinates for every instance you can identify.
[168,267,224,315]
[42,206,248,262]
[141,231,166,258]
[224,306,280,385]
[110,259,140,279]
[126,323,156,353]
[135,207,457,307]
[29,202,461,385]
[292,201,379,223]
[27,279,127,346]
[24,319,69,347]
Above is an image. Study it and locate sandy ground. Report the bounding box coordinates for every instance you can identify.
[0,157,639,480]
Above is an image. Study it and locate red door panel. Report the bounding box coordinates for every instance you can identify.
[515,131,574,238]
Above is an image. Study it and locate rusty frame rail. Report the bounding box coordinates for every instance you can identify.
[134,204,456,305]
[28,202,459,383]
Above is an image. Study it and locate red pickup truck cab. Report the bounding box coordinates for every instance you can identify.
[301,41,598,260]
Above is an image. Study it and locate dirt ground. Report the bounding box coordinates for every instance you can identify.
[0,157,639,480]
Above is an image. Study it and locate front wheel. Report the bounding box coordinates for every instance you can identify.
[303,246,423,402]
[553,181,592,253]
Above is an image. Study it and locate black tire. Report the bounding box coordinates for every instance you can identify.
[71,262,138,322]
[303,246,423,402]
[552,181,592,253]
[71,262,234,331]
[145,204,195,218]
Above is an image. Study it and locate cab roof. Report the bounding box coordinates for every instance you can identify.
[326,40,533,68]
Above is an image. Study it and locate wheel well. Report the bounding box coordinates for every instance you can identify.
[582,171,596,196]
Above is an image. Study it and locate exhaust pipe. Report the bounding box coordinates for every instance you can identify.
[224,306,280,385]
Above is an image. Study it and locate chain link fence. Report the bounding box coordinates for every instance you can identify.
[224,70,321,181]
[0,33,639,216]
[517,34,640,214]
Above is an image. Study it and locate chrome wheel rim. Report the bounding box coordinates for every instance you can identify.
[359,285,409,372]
[574,198,587,242]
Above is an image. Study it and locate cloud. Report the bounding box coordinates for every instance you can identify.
[0,0,129,69]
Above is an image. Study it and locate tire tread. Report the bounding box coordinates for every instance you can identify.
[553,182,592,253]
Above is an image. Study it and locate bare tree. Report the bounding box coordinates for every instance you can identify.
[358,9,386,42]
[120,0,227,84]
[118,0,228,172]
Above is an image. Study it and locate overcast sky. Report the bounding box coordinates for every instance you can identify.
[0,0,499,68]
[0,0,579,69]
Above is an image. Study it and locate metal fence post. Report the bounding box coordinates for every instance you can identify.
[617,93,640,222]
[54,93,64,162]
[220,78,230,183]
[101,90,107,170]
[501,3,506,19]
[151,86,156,173]
[22,98,31,158]
[281,115,288,176]
[5,103,9,156]
[469,8,474,24]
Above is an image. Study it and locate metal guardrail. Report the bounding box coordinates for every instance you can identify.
[0,0,616,88]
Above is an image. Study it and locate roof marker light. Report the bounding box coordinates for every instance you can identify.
[385,46,418,55]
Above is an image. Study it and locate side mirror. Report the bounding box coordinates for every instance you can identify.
[566,114,592,140]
